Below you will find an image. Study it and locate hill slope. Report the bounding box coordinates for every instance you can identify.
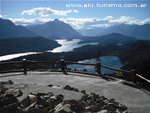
[0,36,61,56]
[119,40,150,80]
[97,24,150,40]
[0,18,37,39]
[26,19,82,38]
[79,33,136,47]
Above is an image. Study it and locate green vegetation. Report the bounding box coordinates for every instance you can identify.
[0,36,61,56]
[78,33,136,48]
[118,40,150,81]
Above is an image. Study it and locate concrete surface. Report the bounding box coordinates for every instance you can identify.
[0,70,150,113]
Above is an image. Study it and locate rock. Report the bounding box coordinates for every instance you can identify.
[37,93,47,97]
[110,98,115,102]
[26,102,36,111]
[3,93,18,105]
[70,102,85,113]
[54,103,73,113]
[37,96,48,108]
[16,106,27,113]
[0,80,14,85]
[27,107,48,113]
[100,96,107,101]
[57,94,64,100]
[13,89,23,97]
[0,103,18,113]
[5,88,23,97]
[8,80,14,84]
[43,95,50,100]
[47,92,54,97]
[102,105,115,112]
[98,110,108,113]
[81,94,88,102]
[26,101,48,113]
[0,86,8,94]
[29,94,37,105]
[73,88,79,92]
[81,90,86,94]
[19,95,30,108]
[122,110,132,113]
[47,95,63,109]
[0,98,10,107]
[64,85,72,90]
[116,104,128,113]
[47,84,53,87]
[63,85,80,93]
[89,103,103,112]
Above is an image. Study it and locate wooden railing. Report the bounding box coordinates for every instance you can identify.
[0,59,150,84]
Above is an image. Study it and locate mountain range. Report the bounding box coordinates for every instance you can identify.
[25,19,82,38]
[97,24,150,39]
[77,24,150,40]
[79,33,136,47]
[0,18,82,39]
[0,18,37,39]
[77,27,106,36]
[0,18,150,40]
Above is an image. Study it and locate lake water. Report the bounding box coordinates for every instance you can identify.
[0,39,98,61]
[68,56,124,74]
[50,39,98,53]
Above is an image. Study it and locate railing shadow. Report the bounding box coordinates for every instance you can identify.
[120,81,141,90]
[0,73,23,78]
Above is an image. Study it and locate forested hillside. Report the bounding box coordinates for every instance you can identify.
[119,40,150,80]
[0,36,61,56]
[79,33,136,48]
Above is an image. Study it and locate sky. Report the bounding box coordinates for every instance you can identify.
[1,0,150,29]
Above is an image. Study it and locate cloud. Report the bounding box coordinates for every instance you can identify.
[8,18,54,26]
[144,18,150,24]
[60,17,113,29]
[8,16,150,29]
[21,7,72,17]
[104,16,113,20]
[73,10,79,13]
[0,14,7,18]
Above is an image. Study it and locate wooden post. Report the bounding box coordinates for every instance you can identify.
[60,59,65,70]
[131,69,136,83]
[23,59,27,75]
[96,62,101,74]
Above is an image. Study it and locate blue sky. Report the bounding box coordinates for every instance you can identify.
[1,0,150,29]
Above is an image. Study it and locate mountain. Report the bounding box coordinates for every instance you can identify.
[77,27,106,36]
[79,33,136,47]
[97,24,150,40]
[26,19,82,38]
[0,36,61,56]
[0,18,37,39]
[129,24,150,39]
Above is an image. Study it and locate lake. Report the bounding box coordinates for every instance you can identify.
[68,56,124,74]
[0,39,98,61]
[50,39,98,53]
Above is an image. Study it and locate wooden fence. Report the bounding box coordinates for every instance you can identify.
[0,59,150,84]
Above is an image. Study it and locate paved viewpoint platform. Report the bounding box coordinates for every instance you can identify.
[0,71,150,113]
